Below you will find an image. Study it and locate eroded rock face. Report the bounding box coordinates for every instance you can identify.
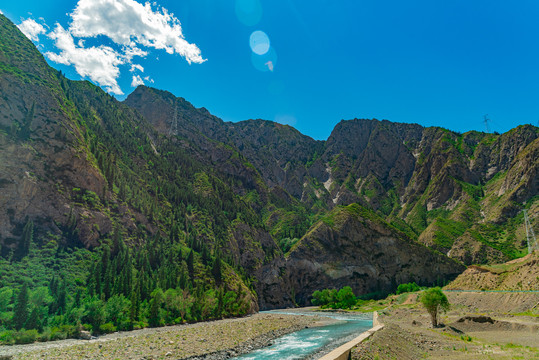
[258,205,465,309]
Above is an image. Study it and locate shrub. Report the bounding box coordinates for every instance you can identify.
[99,322,117,334]
[311,288,337,307]
[15,329,38,344]
[37,329,50,342]
[396,282,420,294]
[49,327,67,341]
[311,287,357,309]
[0,330,15,345]
[60,324,81,338]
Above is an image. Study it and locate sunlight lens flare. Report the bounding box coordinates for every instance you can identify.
[249,30,270,55]
[251,46,277,72]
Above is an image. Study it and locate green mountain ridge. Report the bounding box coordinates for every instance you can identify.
[125,85,538,265]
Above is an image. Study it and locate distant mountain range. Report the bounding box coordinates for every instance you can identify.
[0,14,537,310]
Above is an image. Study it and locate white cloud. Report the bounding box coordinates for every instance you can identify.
[69,0,205,64]
[130,63,144,73]
[17,18,46,41]
[15,1,203,97]
[124,46,148,62]
[0,9,3,15]
[131,74,145,87]
[46,24,124,95]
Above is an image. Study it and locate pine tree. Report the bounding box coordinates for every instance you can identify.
[25,306,40,330]
[87,263,97,296]
[19,219,34,258]
[103,264,113,299]
[217,287,224,318]
[111,228,123,256]
[201,245,209,265]
[13,283,29,330]
[212,256,222,285]
[148,288,164,327]
[179,269,187,290]
[187,250,194,278]
[49,276,58,300]
[129,286,140,323]
[56,281,67,314]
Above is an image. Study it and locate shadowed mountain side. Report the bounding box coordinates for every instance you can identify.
[258,204,465,309]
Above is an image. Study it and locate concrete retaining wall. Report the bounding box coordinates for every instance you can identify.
[318,311,384,360]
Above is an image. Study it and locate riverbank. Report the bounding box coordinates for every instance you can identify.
[351,291,539,359]
[0,313,322,359]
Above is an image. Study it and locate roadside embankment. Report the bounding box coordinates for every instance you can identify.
[319,311,384,360]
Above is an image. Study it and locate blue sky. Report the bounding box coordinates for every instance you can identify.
[2,1,539,140]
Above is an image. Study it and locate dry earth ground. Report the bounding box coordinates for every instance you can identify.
[352,291,539,359]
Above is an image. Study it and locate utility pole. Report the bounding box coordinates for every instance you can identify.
[483,114,490,133]
[524,209,537,254]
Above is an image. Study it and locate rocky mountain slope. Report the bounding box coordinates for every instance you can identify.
[0,12,537,320]
[258,204,464,308]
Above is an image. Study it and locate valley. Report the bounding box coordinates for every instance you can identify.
[0,10,538,359]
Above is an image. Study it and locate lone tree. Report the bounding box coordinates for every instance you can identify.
[420,287,450,327]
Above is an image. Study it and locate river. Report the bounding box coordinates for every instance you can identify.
[233,310,372,360]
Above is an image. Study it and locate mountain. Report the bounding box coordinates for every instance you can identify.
[125,86,538,266]
[0,13,537,337]
[258,204,464,309]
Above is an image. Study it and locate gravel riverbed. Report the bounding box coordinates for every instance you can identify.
[0,313,322,360]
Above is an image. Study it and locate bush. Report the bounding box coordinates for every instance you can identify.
[396,282,420,294]
[311,287,357,309]
[49,327,67,341]
[99,322,117,334]
[60,324,81,338]
[37,329,50,342]
[336,286,356,309]
[311,288,337,307]
[15,329,38,344]
[0,330,15,345]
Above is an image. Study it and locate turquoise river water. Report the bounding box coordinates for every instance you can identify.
[233,310,372,360]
